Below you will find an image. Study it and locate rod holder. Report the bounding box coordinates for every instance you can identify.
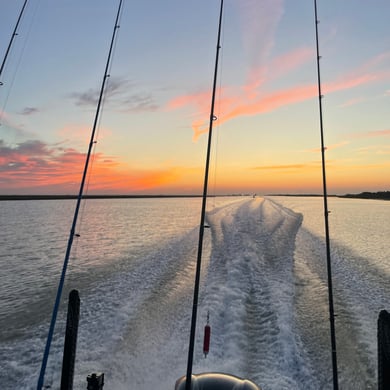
[61,289,80,390]
[378,310,390,390]
[87,373,105,390]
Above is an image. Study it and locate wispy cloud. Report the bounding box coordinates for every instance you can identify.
[19,107,39,116]
[168,48,390,141]
[69,76,158,113]
[166,90,211,112]
[121,93,158,113]
[70,77,132,106]
[360,128,390,138]
[324,72,386,94]
[251,163,314,171]
[167,43,317,141]
[348,128,390,140]
[183,80,319,141]
[339,97,366,108]
[355,145,390,155]
[304,129,390,155]
[237,0,284,87]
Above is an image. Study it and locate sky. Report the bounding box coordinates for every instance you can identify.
[0,0,389,195]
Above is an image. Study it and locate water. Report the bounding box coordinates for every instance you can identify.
[0,196,389,389]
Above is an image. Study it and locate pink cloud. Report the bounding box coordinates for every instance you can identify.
[357,129,390,138]
[356,145,390,155]
[269,47,314,78]
[189,81,319,140]
[0,139,197,194]
[168,49,390,141]
[0,139,116,191]
[325,72,386,94]
[339,97,366,108]
[243,46,314,97]
[167,90,212,112]
[366,129,390,137]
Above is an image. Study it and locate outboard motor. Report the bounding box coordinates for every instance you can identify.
[175,372,261,390]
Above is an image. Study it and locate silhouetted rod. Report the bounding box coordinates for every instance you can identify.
[0,0,29,81]
[61,289,80,390]
[313,0,339,388]
[185,1,224,389]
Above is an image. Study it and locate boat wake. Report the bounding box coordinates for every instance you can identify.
[90,197,312,389]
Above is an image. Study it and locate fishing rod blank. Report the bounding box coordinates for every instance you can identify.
[185,1,224,390]
[0,0,29,83]
[36,1,123,388]
[313,1,339,388]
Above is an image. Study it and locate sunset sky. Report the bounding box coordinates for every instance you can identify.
[0,0,389,195]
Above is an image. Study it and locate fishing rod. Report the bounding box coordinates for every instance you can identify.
[313,1,339,388]
[0,0,29,84]
[185,1,224,389]
[36,1,123,388]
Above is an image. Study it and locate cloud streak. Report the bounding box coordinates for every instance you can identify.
[70,76,158,113]
[19,107,39,116]
[237,0,284,87]
[167,49,390,141]
[358,128,390,138]
[251,163,315,171]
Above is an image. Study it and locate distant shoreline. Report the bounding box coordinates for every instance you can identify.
[270,191,390,200]
[336,191,390,201]
[0,191,388,201]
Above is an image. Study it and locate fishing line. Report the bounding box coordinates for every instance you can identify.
[185,1,224,389]
[0,0,29,82]
[84,1,125,202]
[81,0,125,196]
[313,0,339,388]
[211,6,226,208]
[73,2,125,263]
[0,0,40,125]
[37,1,124,388]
